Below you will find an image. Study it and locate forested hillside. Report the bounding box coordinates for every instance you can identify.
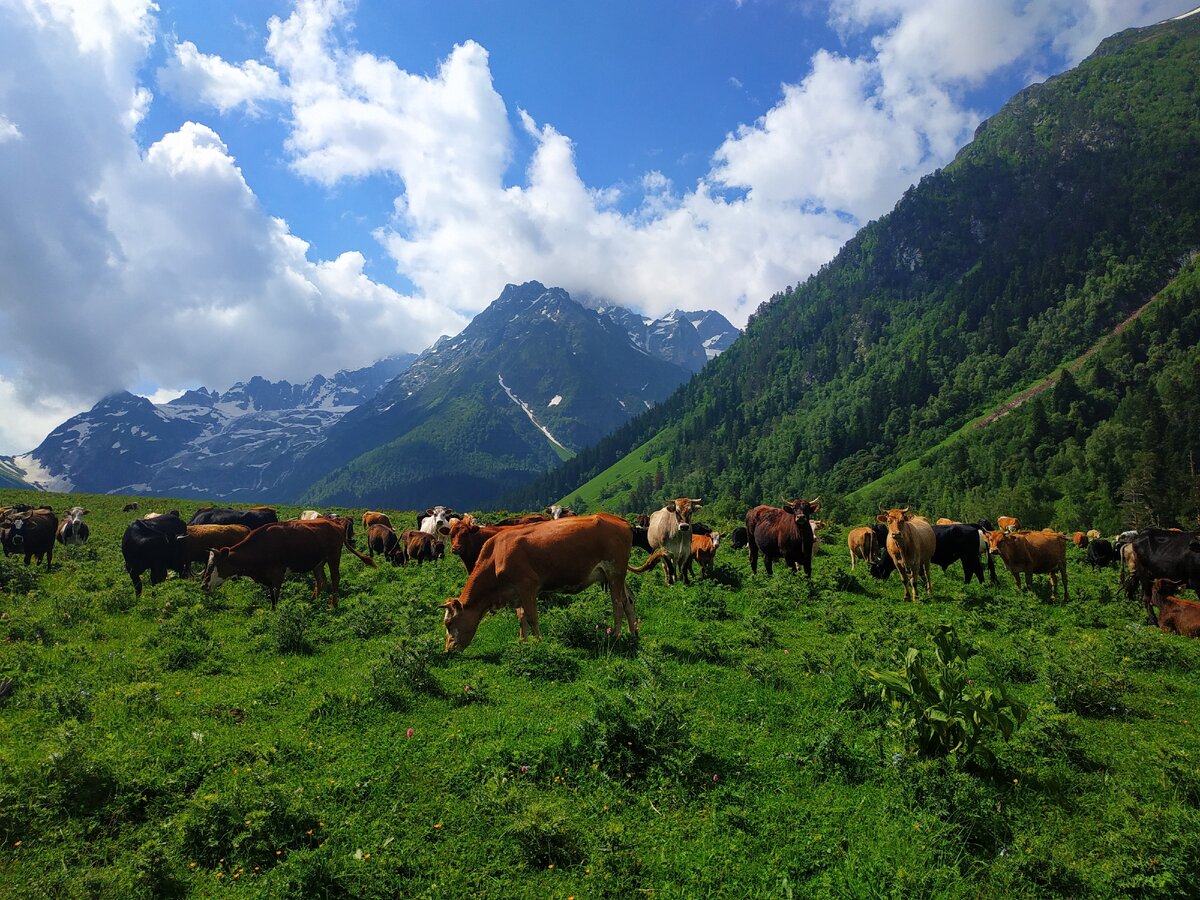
[508,14,1200,528]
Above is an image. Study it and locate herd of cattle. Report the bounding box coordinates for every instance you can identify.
[2,497,1199,651]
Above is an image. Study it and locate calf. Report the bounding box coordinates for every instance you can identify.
[1129,529,1200,625]
[403,529,444,564]
[1,508,58,570]
[847,526,876,570]
[367,523,405,565]
[441,513,636,652]
[747,498,820,577]
[986,529,1068,602]
[1150,579,1200,637]
[686,532,722,580]
[121,514,189,596]
[56,506,90,546]
[203,518,376,609]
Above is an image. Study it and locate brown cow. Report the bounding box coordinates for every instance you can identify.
[646,498,703,585]
[494,513,551,526]
[1072,531,1089,549]
[847,526,877,570]
[368,523,405,565]
[935,517,958,526]
[202,518,376,609]
[443,515,504,574]
[1150,579,1200,636]
[685,532,722,580]
[985,529,1068,602]
[402,529,444,564]
[0,508,58,570]
[876,508,935,601]
[184,524,251,571]
[545,504,576,519]
[746,498,820,577]
[996,515,1020,533]
[440,513,636,652]
[362,510,393,530]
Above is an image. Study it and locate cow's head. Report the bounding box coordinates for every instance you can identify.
[984,530,1009,554]
[876,507,914,543]
[663,498,703,531]
[201,549,231,590]
[786,498,820,528]
[1152,578,1186,608]
[444,515,479,559]
[440,598,480,652]
[424,506,454,531]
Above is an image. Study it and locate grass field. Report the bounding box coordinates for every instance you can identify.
[3,489,1199,898]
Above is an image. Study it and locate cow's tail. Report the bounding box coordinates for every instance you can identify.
[346,541,377,568]
[629,548,670,574]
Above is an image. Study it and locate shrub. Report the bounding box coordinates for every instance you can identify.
[868,624,1027,766]
[0,555,38,593]
[148,604,214,671]
[504,641,580,682]
[271,599,314,654]
[176,781,320,870]
[1044,638,1130,716]
[502,797,586,869]
[343,597,396,640]
[369,637,444,709]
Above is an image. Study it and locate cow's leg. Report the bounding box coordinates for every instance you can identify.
[1060,562,1068,603]
[45,545,53,571]
[763,554,774,576]
[328,559,340,609]
[129,568,143,597]
[748,539,759,575]
[524,599,541,640]
[922,562,932,596]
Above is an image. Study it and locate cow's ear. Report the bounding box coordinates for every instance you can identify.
[439,599,462,612]
[425,508,434,516]
[810,502,821,513]
[875,514,888,523]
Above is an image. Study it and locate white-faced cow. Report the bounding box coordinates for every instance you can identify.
[644,498,703,585]
[56,506,90,546]
[440,513,636,652]
[2,508,58,570]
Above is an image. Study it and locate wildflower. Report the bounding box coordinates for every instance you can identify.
[548,864,555,870]
[406,727,414,739]
[520,765,529,773]
[606,626,612,635]
[434,823,443,829]
[192,731,204,742]
[712,774,719,782]
[13,841,21,847]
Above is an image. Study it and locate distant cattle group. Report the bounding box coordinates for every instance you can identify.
[3,488,1198,653]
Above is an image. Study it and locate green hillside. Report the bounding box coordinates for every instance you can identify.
[511,14,1200,528]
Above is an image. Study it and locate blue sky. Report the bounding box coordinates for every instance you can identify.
[0,0,1192,455]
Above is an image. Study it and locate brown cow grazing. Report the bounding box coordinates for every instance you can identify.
[202,518,376,609]
[646,498,703,585]
[362,510,393,530]
[877,508,936,602]
[746,498,820,577]
[1072,531,1089,549]
[123,502,140,512]
[403,529,444,564]
[1150,579,1200,637]
[685,532,722,580]
[367,523,405,565]
[0,508,58,570]
[441,513,636,652]
[847,526,877,570]
[996,515,1020,533]
[184,524,251,572]
[985,529,1068,602]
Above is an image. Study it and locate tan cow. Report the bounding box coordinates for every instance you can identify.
[362,510,393,530]
[646,498,703,585]
[440,513,636,652]
[876,508,935,602]
[686,532,722,580]
[847,526,877,570]
[1150,579,1200,636]
[184,524,251,572]
[985,529,1068,602]
[996,515,1020,533]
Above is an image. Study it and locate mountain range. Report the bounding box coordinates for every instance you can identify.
[6,289,736,507]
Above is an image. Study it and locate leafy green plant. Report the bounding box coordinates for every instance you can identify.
[868,624,1027,766]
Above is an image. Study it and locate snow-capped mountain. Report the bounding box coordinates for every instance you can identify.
[12,355,416,499]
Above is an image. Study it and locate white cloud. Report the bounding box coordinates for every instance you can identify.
[0,377,80,456]
[0,115,21,142]
[158,40,287,114]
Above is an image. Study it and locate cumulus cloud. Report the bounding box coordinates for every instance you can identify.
[158,40,287,114]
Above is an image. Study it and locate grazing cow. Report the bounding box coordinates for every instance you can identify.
[746,498,820,577]
[985,529,1068,602]
[441,513,636,652]
[189,506,278,529]
[847,526,877,570]
[644,498,703,585]
[728,526,749,551]
[872,523,993,585]
[403,529,444,564]
[1128,529,1200,624]
[367,523,405,565]
[123,502,140,512]
[1,508,58,570]
[184,524,251,572]
[1150,579,1200,637]
[121,514,189,596]
[631,525,653,554]
[56,506,90,546]
[1085,538,1117,571]
[418,506,455,537]
[875,508,936,601]
[495,513,551,526]
[1072,531,1089,548]
[203,518,376,609]
[363,510,393,531]
[685,532,722,580]
[996,516,1020,533]
[545,504,576,519]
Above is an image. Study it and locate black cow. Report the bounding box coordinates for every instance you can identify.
[690,522,713,537]
[631,525,654,554]
[1,509,58,570]
[1130,529,1200,624]
[728,526,749,551]
[872,523,994,585]
[121,514,189,597]
[1085,538,1117,571]
[189,507,278,529]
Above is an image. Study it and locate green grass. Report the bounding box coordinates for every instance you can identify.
[3,490,1200,897]
[558,430,673,509]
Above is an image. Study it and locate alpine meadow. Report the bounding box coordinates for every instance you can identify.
[5,11,1200,900]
